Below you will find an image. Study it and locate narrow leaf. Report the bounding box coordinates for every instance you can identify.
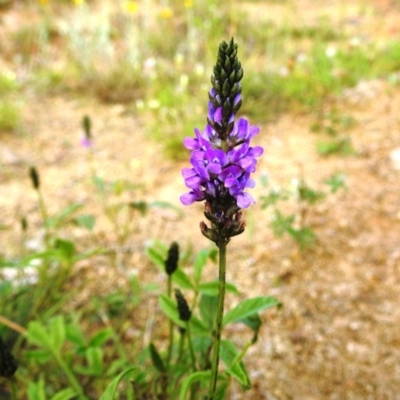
[223,296,280,327]
[100,367,136,400]
[179,371,211,400]
[173,269,194,290]
[73,214,96,231]
[198,281,239,296]
[49,316,66,350]
[50,388,77,400]
[27,379,46,400]
[86,347,103,375]
[146,241,167,270]
[199,294,218,331]
[220,340,250,389]
[159,294,184,328]
[88,328,113,348]
[149,343,166,372]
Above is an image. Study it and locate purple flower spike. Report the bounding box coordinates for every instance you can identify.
[180,38,262,243]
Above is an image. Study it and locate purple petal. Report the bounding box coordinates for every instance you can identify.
[214,107,223,125]
[182,168,196,178]
[236,192,255,208]
[180,191,204,205]
[248,146,264,157]
[185,175,202,189]
[249,125,260,138]
[183,137,199,150]
[245,178,255,188]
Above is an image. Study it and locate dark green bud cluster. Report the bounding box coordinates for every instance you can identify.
[208,38,244,139]
[174,289,191,322]
[0,335,18,378]
[165,242,179,276]
[82,115,92,141]
[200,200,246,245]
[29,166,40,190]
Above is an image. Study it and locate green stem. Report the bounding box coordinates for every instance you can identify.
[10,378,17,400]
[208,240,227,399]
[37,188,50,247]
[52,350,89,400]
[167,276,174,367]
[186,322,196,373]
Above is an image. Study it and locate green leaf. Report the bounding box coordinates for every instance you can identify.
[146,241,168,270]
[324,172,346,193]
[72,247,105,263]
[270,211,295,236]
[86,347,103,375]
[239,314,262,342]
[65,324,86,348]
[173,269,194,290]
[220,340,250,389]
[198,281,239,296]
[199,294,218,331]
[179,371,211,400]
[25,349,52,364]
[46,203,83,228]
[159,295,208,336]
[214,379,229,400]
[287,226,316,250]
[99,367,136,400]
[193,248,213,285]
[92,175,106,192]
[159,294,184,328]
[27,379,46,400]
[27,321,53,348]
[223,296,280,327]
[189,315,209,336]
[149,343,166,372]
[49,316,66,350]
[54,239,76,262]
[73,214,96,231]
[88,328,114,348]
[50,388,77,400]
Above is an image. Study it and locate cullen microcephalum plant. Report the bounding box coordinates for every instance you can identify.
[180,38,265,399]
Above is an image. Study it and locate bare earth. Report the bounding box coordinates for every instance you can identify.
[1,1,400,399]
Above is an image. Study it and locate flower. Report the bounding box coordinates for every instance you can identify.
[180,120,262,209]
[180,39,262,242]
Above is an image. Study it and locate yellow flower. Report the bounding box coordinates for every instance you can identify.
[184,0,193,8]
[72,0,84,5]
[38,0,50,5]
[160,7,173,19]
[123,1,139,14]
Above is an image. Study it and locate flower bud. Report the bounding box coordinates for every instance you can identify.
[29,166,40,190]
[0,335,18,378]
[174,289,191,322]
[165,242,179,275]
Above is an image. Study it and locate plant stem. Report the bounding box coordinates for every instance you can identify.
[52,350,89,400]
[207,240,227,399]
[37,188,50,247]
[167,275,174,367]
[186,322,196,373]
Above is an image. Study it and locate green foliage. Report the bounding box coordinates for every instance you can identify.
[142,240,280,398]
[261,172,346,250]
[0,101,20,132]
